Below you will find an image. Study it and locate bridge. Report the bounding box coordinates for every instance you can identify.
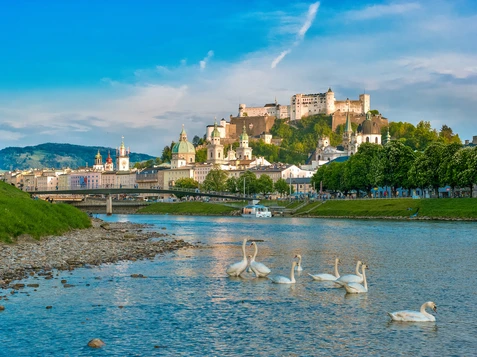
[30,187,252,215]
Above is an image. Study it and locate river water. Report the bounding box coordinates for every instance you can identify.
[1,215,476,356]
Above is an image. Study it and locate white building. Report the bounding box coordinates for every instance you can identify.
[237,89,370,121]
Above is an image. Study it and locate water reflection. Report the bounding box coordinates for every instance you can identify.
[2,215,476,356]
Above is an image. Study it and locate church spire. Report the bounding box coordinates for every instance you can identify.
[345,111,352,133]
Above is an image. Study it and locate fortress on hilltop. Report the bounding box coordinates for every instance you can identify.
[237,88,370,121]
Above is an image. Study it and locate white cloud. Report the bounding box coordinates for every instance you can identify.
[199,50,214,71]
[298,2,320,39]
[271,49,292,69]
[0,130,25,141]
[347,2,421,20]
[270,2,320,69]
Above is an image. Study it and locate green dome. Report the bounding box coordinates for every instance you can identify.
[172,141,196,154]
[239,124,248,141]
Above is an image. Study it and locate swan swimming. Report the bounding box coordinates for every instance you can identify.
[388,302,437,322]
[335,260,363,284]
[226,238,248,277]
[336,264,368,294]
[294,254,303,271]
[308,258,340,281]
[249,242,271,278]
[270,261,297,284]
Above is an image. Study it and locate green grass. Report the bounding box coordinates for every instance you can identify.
[138,201,240,215]
[0,181,92,243]
[294,198,477,219]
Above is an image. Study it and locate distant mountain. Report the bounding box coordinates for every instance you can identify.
[0,143,156,170]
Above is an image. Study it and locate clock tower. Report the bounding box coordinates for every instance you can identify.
[116,136,130,172]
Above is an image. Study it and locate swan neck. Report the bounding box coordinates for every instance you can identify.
[334,259,340,278]
[290,263,296,283]
[356,262,363,277]
[252,243,258,260]
[298,256,302,266]
[420,303,433,318]
[242,240,247,261]
[362,266,367,290]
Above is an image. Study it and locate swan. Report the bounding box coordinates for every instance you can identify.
[294,254,303,271]
[270,261,297,284]
[335,260,363,284]
[249,242,271,278]
[308,258,340,281]
[336,264,368,294]
[226,238,248,277]
[247,255,253,273]
[388,302,437,322]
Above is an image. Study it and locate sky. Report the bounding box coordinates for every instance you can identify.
[1,0,476,156]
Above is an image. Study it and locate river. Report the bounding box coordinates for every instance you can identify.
[1,215,476,356]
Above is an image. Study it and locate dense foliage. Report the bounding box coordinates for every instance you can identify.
[0,143,155,170]
[311,141,477,197]
[0,181,91,242]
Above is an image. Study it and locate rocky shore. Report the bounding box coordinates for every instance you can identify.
[0,219,195,291]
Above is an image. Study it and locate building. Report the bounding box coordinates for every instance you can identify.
[116,137,130,172]
[237,89,370,121]
[171,126,196,169]
[93,150,104,171]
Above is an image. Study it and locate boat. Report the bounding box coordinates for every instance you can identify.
[241,204,272,218]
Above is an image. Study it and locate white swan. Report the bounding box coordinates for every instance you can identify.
[249,242,271,278]
[294,254,303,271]
[270,261,297,284]
[388,302,437,322]
[226,238,248,277]
[335,260,363,284]
[336,264,368,294]
[308,258,340,281]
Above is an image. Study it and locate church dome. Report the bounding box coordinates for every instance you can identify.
[172,140,195,154]
[362,119,373,135]
[172,126,196,155]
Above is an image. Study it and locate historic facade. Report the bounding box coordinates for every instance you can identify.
[171,126,196,169]
[237,89,370,121]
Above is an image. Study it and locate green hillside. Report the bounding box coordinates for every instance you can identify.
[0,143,155,170]
[0,181,91,243]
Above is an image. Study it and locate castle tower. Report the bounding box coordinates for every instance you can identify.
[93,150,104,171]
[207,120,224,164]
[359,93,371,114]
[105,151,114,172]
[236,124,253,160]
[116,136,130,171]
[325,88,335,115]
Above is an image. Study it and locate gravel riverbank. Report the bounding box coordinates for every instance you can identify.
[0,219,195,291]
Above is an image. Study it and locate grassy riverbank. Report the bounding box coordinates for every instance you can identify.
[0,182,91,243]
[295,198,477,219]
[138,201,240,215]
[138,197,477,220]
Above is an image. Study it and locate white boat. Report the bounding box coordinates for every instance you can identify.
[241,204,272,218]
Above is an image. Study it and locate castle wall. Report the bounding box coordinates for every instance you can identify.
[230,116,276,137]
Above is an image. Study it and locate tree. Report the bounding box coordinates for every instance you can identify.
[274,178,289,197]
[195,148,207,163]
[161,141,175,163]
[174,177,199,189]
[257,175,274,195]
[381,141,416,196]
[237,171,258,195]
[437,142,462,194]
[454,147,477,196]
[226,177,238,193]
[202,167,228,192]
[439,125,461,145]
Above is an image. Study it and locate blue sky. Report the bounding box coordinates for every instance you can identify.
[1,0,476,156]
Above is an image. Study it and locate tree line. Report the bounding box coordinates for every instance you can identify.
[311,141,476,197]
[173,168,294,197]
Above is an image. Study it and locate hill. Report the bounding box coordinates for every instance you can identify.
[0,181,91,243]
[0,143,156,170]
